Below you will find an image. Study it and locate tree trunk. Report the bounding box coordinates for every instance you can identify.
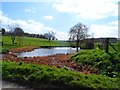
[11,35,15,45]
[12,39,14,44]
[76,34,79,52]
[19,37,20,46]
[18,36,22,46]
[48,38,50,42]
[76,39,79,52]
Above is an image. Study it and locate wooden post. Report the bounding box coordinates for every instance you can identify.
[104,38,109,53]
[118,41,120,52]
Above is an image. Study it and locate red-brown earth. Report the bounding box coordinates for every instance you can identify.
[2,52,99,74]
[10,46,40,53]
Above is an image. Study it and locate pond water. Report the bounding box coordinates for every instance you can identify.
[16,47,79,57]
[1,47,80,88]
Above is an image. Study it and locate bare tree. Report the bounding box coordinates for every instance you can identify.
[7,24,16,44]
[69,22,89,52]
[14,27,24,45]
[44,31,55,42]
[7,24,24,45]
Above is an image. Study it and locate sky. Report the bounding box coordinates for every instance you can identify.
[0,0,119,40]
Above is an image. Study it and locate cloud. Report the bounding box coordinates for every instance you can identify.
[0,12,16,27]
[25,7,36,13]
[89,24,118,38]
[52,0,118,19]
[44,16,54,20]
[109,21,118,26]
[55,31,69,40]
[0,11,68,40]
[16,20,48,34]
[2,0,62,2]
[0,11,54,34]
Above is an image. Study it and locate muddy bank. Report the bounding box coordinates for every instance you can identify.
[10,46,40,53]
[3,53,99,74]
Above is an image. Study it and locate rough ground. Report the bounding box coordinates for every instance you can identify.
[9,46,40,53]
[3,52,99,74]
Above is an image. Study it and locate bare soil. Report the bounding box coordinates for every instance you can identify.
[9,46,40,53]
[3,53,99,74]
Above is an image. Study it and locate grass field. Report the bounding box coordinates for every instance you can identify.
[1,36,70,53]
[2,36,69,46]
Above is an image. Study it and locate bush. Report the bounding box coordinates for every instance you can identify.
[70,49,120,77]
[70,49,110,65]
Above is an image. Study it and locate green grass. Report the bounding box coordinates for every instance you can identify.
[2,36,69,46]
[1,36,70,53]
[2,44,22,54]
[1,60,120,89]
[70,49,120,78]
[109,42,119,52]
[94,42,120,53]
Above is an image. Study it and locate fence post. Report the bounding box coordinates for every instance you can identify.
[104,38,109,53]
[118,41,120,52]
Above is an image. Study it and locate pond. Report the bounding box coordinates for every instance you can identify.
[16,47,79,57]
[1,47,80,89]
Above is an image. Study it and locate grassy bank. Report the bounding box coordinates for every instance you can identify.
[1,60,119,89]
[70,49,120,78]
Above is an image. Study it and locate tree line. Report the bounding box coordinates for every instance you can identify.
[0,24,57,45]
